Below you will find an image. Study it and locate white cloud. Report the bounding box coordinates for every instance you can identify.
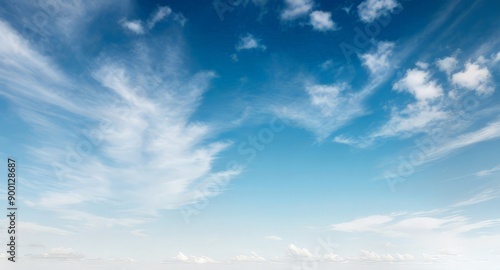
[358,0,400,23]
[120,19,145,34]
[436,56,458,75]
[131,229,148,237]
[148,6,172,29]
[393,68,443,101]
[280,0,313,21]
[18,221,70,236]
[360,41,395,75]
[331,191,500,239]
[172,13,188,26]
[231,53,239,62]
[283,244,419,264]
[323,253,345,262]
[306,84,345,116]
[330,215,393,232]
[320,59,333,70]
[265,235,283,240]
[423,120,500,164]
[0,19,242,229]
[494,52,500,62]
[357,250,415,262]
[415,61,429,69]
[168,252,217,264]
[233,252,266,262]
[276,82,368,141]
[342,4,353,14]
[368,66,448,139]
[121,6,183,35]
[332,135,358,146]
[373,102,448,138]
[476,164,500,177]
[309,11,337,31]
[451,189,498,207]
[236,33,266,51]
[26,247,86,261]
[287,244,314,260]
[452,62,494,94]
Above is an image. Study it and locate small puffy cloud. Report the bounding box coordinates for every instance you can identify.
[231,53,239,62]
[148,6,172,29]
[233,252,266,262]
[265,235,282,240]
[342,4,353,14]
[436,56,458,75]
[360,41,395,75]
[320,59,333,70]
[415,61,428,69]
[358,0,400,23]
[236,33,266,51]
[452,62,494,94]
[393,68,443,101]
[309,11,337,31]
[358,250,415,262]
[287,244,314,260]
[323,253,345,262]
[169,252,217,264]
[280,0,313,21]
[120,19,145,34]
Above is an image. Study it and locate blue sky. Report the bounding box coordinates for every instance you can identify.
[1,0,500,269]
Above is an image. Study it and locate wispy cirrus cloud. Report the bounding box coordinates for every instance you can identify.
[275,82,368,141]
[147,6,172,29]
[0,16,240,229]
[330,189,500,244]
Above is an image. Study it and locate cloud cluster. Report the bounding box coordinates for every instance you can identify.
[358,0,401,23]
[368,52,496,142]
[280,0,338,32]
[166,252,217,264]
[330,190,500,239]
[120,6,185,34]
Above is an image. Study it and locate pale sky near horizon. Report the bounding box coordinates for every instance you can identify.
[1,0,500,269]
